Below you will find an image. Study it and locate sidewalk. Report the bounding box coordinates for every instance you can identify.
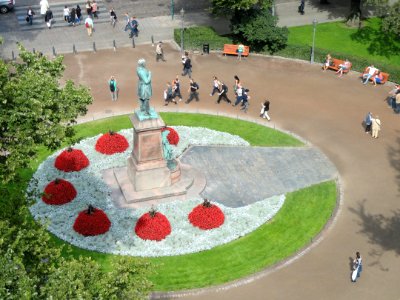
[0,0,350,59]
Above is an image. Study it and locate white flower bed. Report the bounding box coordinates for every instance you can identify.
[29,127,285,257]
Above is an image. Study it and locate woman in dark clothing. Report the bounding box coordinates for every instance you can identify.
[44,9,53,29]
[260,100,271,121]
[70,8,76,25]
[75,5,82,24]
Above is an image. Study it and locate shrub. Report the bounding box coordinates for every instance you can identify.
[174,26,232,51]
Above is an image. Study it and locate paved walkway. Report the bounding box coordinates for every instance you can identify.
[0,0,353,59]
[181,146,337,207]
[60,44,399,300]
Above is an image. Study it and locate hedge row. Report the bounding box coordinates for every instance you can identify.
[174,26,399,83]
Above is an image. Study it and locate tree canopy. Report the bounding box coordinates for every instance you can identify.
[211,0,272,15]
[0,45,92,183]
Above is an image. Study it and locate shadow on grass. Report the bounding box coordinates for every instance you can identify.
[350,21,400,58]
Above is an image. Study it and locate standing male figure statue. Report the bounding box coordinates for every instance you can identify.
[137,58,152,116]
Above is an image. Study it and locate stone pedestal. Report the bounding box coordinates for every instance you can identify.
[111,111,198,204]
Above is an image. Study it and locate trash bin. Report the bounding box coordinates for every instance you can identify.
[203,43,210,54]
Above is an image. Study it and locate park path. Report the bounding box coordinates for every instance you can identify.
[63,44,400,300]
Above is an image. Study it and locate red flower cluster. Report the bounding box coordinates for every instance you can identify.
[73,208,111,236]
[54,148,89,172]
[161,127,180,145]
[42,179,77,205]
[95,132,129,155]
[189,203,225,230]
[135,212,172,241]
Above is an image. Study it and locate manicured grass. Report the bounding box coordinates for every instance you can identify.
[150,181,337,290]
[288,18,400,67]
[21,113,336,291]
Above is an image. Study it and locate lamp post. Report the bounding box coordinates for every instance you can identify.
[171,0,174,20]
[311,18,317,64]
[180,8,185,54]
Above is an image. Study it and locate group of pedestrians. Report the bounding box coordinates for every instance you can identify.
[124,13,139,39]
[364,112,381,139]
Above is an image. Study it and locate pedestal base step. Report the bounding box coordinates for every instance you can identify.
[102,163,206,209]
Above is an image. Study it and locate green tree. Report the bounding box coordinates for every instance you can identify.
[0,45,93,183]
[382,1,400,36]
[211,0,272,15]
[231,8,288,53]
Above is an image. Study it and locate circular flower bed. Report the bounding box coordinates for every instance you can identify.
[189,199,225,230]
[162,127,180,145]
[95,131,129,155]
[135,209,172,241]
[73,206,111,236]
[42,178,77,205]
[54,148,89,172]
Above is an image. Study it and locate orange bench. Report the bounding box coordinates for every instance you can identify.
[223,44,250,57]
[327,58,352,74]
[362,68,389,85]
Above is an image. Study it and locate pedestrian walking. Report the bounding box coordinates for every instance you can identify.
[44,9,53,28]
[84,16,94,36]
[260,100,271,121]
[26,7,35,25]
[76,5,82,23]
[237,43,244,61]
[63,5,70,22]
[298,0,305,15]
[351,252,362,282]
[156,41,166,62]
[130,17,139,37]
[123,12,130,31]
[164,82,177,106]
[85,1,92,17]
[39,0,49,16]
[233,84,243,106]
[70,8,76,26]
[210,76,221,97]
[240,89,250,113]
[172,76,183,102]
[371,115,381,138]
[91,0,98,19]
[216,82,231,104]
[108,76,118,101]
[185,79,199,104]
[364,112,372,133]
[182,52,192,78]
[109,7,117,27]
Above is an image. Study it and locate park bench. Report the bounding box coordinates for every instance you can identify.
[362,68,390,85]
[327,58,352,74]
[223,44,250,57]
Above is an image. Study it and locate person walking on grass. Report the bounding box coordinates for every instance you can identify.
[108,76,118,101]
[185,78,199,104]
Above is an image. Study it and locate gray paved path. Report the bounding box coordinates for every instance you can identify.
[181,146,337,207]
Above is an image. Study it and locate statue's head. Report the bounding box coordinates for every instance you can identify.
[138,58,146,67]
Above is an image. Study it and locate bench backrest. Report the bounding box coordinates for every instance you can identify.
[223,44,250,55]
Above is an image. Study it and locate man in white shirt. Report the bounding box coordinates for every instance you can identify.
[362,65,377,84]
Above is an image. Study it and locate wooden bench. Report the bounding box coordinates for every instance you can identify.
[223,44,250,57]
[362,68,389,85]
[327,58,352,74]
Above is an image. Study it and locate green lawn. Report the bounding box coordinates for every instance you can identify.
[18,113,336,291]
[288,18,400,67]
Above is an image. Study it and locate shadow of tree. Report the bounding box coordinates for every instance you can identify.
[349,200,400,258]
[350,22,400,58]
[387,133,400,195]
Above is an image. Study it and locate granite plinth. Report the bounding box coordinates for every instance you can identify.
[102,163,205,207]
